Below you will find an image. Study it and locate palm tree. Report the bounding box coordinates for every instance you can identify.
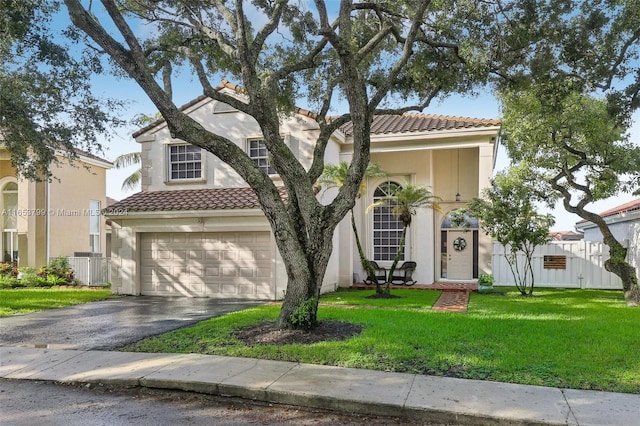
[113,152,142,191]
[319,161,387,293]
[372,183,441,294]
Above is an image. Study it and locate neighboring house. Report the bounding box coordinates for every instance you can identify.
[106,80,501,299]
[549,231,583,241]
[0,147,112,268]
[575,198,640,274]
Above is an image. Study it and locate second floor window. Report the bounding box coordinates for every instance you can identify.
[169,144,202,180]
[248,139,276,175]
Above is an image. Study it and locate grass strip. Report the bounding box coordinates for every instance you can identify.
[0,288,115,316]
[122,288,640,394]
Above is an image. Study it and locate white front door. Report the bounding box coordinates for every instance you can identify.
[446,230,473,280]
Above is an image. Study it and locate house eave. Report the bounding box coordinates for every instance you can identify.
[105,208,265,221]
[341,126,501,151]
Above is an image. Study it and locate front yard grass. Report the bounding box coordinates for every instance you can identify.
[0,288,115,316]
[122,288,640,394]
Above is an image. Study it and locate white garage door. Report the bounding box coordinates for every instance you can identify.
[141,232,272,298]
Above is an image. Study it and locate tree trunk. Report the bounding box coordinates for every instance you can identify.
[603,237,640,306]
[574,205,639,305]
[386,225,408,294]
[351,210,382,293]
[274,224,333,329]
[551,182,640,305]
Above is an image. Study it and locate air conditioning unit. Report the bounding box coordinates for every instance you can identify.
[73,252,103,257]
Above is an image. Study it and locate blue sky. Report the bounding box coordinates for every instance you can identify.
[49,6,639,232]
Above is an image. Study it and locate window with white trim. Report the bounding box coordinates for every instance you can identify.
[168,144,202,180]
[372,181,404,262]
[89,200,101,253]
[248,139,276,175]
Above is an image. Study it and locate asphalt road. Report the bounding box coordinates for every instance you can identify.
[0,296,260,350]
[0,379,435,426]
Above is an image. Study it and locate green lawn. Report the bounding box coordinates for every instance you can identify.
[122,288,640,394]
[0,288,115,316]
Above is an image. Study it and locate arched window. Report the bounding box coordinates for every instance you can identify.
[372,181,404,261]
[2,182,18,263]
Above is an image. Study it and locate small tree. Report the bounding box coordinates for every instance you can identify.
[456,168,554,296]
[319,161,387,293]
[500,89,640,304]
[372,183,440,295]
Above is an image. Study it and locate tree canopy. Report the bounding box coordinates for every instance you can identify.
[0,0,123,180]
[2,0,632,324]
[61,0,524,328]
[500,89,640,303]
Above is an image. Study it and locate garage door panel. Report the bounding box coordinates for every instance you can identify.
[256,267,271,278]
[239,267,254,277]
[222,250,237,260]
[141,232,272,298]
[188,250,203,260]
[238,250,254,261]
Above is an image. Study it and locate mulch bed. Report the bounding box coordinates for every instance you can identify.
[234,320,362,346]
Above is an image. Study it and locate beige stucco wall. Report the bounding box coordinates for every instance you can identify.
[126,95,341,298]
[137,96,322,192]
[47,157,108,259]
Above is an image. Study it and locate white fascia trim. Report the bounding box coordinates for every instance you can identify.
[371,126,501,142]
[54,150,113,169]
[105,208,265,220]
[79,156,114,169]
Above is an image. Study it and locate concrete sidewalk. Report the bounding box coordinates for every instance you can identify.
[1,346,638,425]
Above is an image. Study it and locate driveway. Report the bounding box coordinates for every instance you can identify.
[0,296,261,350]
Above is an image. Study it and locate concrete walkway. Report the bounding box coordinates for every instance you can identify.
[2,346,638,426]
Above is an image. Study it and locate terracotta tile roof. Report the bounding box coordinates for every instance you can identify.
[104,187,287,213]
[340,113,501,136]
[133,81,498,138]
[576,198,640,224]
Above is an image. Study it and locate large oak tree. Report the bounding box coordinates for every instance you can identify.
[49,0,639,325]
[62,0,512,329]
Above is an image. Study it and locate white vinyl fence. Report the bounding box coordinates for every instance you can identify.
[492,241,628,290]
[67,257,111,286]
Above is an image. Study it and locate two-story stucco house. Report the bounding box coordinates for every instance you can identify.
[106,81,501,299]
[0,147,112,268]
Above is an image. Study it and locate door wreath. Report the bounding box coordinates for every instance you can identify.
[453,237,467,251]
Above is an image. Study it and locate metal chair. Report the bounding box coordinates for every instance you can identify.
[363,261,387,285]
[389,261,417,285]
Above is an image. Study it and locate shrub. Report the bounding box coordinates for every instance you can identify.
[0,262,17,277]
[0,274,21,289]
[38,256,74,285]
[18,267,47,287]
[290,298,318,330]
[479,273,495,286]
[45,274,68,286]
